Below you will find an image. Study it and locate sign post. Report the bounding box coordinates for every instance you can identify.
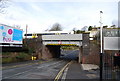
[100,11,103,81]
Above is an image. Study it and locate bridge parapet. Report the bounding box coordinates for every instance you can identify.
[42,34,82,41]
[42,34,83,46]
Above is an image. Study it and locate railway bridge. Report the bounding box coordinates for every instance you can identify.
[41,33,90,63]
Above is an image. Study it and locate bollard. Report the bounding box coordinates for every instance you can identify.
[34,57,36,60]
[32,56,34,60]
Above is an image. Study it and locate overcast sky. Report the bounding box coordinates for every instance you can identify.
[0,0,119,33]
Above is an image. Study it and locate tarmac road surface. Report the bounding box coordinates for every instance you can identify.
[2,50,79,80]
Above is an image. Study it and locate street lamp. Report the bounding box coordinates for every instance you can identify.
[100,11,103,81]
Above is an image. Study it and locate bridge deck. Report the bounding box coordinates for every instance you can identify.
[42,34,83,46]
[42,34,82,41]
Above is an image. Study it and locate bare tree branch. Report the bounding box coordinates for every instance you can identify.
[49,23,63,31]
[0,0,9,13]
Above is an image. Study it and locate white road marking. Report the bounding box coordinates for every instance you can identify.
[54,61,72,81]
[61,67,69,81]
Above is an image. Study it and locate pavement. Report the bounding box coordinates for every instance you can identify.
[65,61,99,80]
[81,64,99,70]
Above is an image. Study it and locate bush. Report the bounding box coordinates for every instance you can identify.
[16,52,31,61]
[2,57,14,63]
[2,52,10,55]
[61,46,78,50]
[2,52,31,63]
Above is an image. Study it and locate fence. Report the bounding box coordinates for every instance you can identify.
[103,51,120,80]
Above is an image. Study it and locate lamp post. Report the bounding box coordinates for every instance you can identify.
[100,11,103,81]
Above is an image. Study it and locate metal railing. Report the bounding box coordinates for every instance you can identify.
[103,52,120,80]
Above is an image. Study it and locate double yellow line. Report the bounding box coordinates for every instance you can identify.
[54,61,72,81]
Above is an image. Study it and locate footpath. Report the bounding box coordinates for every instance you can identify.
[64,61,99,80]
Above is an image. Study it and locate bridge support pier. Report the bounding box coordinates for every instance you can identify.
[79,33,90,64]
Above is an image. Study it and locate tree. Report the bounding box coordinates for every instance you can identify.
[49,23,62,31]
[72,28,76,34]
[111,25,116,28]
[103,25,108,28]
[88,26,93,31]
[0,0,8,13]
[76,30,85,34]
[81,26,88,31]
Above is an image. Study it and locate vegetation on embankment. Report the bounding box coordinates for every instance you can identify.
[2,38,43,64]
[61,46,79,50]
[2,52,32,64]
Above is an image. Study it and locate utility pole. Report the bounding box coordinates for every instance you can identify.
[100,11,103,81]
[25,24,28,39]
